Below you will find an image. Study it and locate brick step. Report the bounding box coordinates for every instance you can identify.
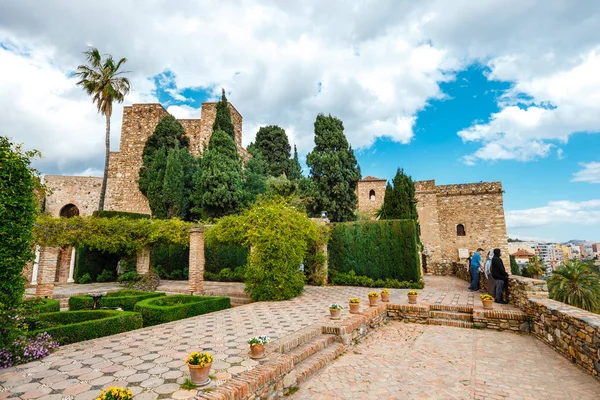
[229,297,252,306]
[430,304,473,313]
[285,334,338,366]
[273,326,323,353]
[428,318,474,329]
[430,310,473,322]
[285,342,346,388]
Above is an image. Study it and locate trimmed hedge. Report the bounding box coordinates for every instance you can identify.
[134,295,231,326]
[328,219,421,282]
[23,298,60,313]
[151,244,189,279]
[205,245,248,274]
[31,310,143,345]
[92,210,151,220]
[330,270,424,289]
[74,246,120,283]
[69,290,165,311]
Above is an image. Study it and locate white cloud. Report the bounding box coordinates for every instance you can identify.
[506,200,600,228]
[572,162,600,184]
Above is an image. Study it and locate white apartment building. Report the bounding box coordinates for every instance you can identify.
[535,244,563,271]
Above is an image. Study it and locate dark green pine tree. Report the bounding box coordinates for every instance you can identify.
[195,130,243,218]
[241,143,268,204]
[163,145,189,219]
[144,148,168,219]
[141,115,189,162]
[306,114,361,222]
[212,88,235,139]
[287,144,303,181]
[378,168,418,220]
[254,125,291,177]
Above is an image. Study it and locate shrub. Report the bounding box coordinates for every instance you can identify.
[205,244,248,274]
[328,220,421,282]
[96,269,115,282]
[75,246,120,282]
[77,273,92,284]
[92,210,150,220]
[30,310,143,345]
[134,295,230,326]
[69,290,165,311]
[122,270,160,292]
[151,244,189,278]
[204,267,245,282]
[0,332,58,369]
[117,271,142,283]
[330,270,423,289]
[23,298,60,313]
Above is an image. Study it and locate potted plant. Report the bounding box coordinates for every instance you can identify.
[381,289,390,302]
[97,387,134,400]
[480,293,494,310]
[329,303,343,319]
[407,290,418,304]
[186,351,213,386]
[248,335,269,359]
[349,298,360,314]
[368,292,379,306]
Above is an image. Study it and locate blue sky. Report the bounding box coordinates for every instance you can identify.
[0,1,599,242]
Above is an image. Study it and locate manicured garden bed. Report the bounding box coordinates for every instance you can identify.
[69,290,165,311]
[23,298,61,313]
[134,295,231,326]
[30,310,143,345]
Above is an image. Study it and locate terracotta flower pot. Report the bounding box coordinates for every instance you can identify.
[349,303,360,314]
[329,308,341,320]
[249,343,265,359]
[407,294,418,304]
[381,293,389,302]
[368,297,378,306]
[188,362,211,386]
[482,299,494,310]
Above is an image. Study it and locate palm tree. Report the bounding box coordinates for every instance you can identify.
[547,260,600,312]
[75,48,130,210]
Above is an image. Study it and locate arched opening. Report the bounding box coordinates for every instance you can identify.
[369,189,376,201]
[456,224,466,236]
[59,203,80,218]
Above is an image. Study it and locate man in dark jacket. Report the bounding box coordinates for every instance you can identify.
[491,248,509,304]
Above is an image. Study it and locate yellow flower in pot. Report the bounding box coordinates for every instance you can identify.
[380,289,390,302]
[368,291,379,306]
[186,351,213,386]
[348,298,360,314]
[480,293,494,310]
[96,387,133,400]
[407,290,418,304]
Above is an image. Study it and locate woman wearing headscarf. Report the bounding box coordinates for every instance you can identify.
[483,250,495,295]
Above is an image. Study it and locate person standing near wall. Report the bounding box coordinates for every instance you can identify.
[483,250,495,295]
[468,248,483,291]
[491,248,509,304]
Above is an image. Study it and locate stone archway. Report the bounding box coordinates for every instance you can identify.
[59,203,80,218]
[57,203,80,283]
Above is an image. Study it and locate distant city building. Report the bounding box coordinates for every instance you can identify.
[535,244,563,271]
[508,242,536,255]
[511,249,535,266]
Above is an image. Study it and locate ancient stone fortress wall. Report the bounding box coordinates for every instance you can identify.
[105,102,247,214]
[44,175,102,217]
[356,176,386,216]
[415,180,509,271]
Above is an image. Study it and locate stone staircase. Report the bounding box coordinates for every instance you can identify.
[274,326,346,389]
[428,304,474,329]
[202,289,252,307]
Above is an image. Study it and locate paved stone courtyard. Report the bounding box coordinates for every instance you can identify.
[4,276,591,399]
[291,323,600,400]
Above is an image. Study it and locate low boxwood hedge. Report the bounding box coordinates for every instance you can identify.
[31,310,143,345]
[69,290,165,311]
[23,298,61,313]
[134,295,231,326]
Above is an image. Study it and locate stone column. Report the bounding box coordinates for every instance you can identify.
[36,246,59,298]
[136,246,151,275]
[31,246,40,285]
[67,248,76,283]
[319,239,329,285]
[188,226,205,295]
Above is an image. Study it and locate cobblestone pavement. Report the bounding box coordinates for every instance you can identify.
[291,322,600,400]
[5,276,519,399]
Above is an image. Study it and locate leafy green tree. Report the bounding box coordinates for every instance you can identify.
[254,125,291,177]
[266,175,298,198]
[75,48,130,210]
[195,130,243,218]
[206,197,319,301]
[212,89,235,139]
[144,148,168,219]
[378,168,418,220]
[306,114,361,222]
[523,255,545,278]
[509,255,521,275]
[0,137,40,348]
[163,145,189,219]
[287,144,303,181]
[547,260,600,312]
[241,145,268,205]
[141,115,189,161]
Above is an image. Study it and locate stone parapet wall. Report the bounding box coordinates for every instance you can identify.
[387,304,429,324]
[525,298,600,380]
[509,275,549,309]
[44,175,102,217]
[473,309,530,332]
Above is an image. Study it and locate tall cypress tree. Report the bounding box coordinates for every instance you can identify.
[306,114,361,222]
[254,125,291,177]
[144,148,168,219]
[212,88,235,139]
[287,144,303,181]
[163,145,188,219]
[378,168,418,220]
[242,144,268,204]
